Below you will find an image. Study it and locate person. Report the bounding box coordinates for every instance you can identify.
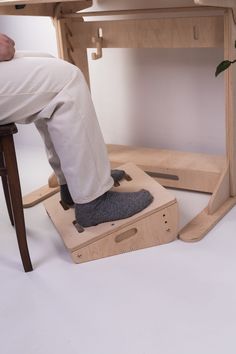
[0,33,153,227]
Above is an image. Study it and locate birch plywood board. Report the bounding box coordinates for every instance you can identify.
[0,1,211,8]
[108,144,225,193]
[71,15,223,50]
[44,163,178,263]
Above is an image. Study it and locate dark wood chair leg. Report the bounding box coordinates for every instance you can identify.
[1,135,33,272]
[0,152,14,225]
[1,175,14,226]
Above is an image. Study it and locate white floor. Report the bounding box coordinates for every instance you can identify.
[1,145,236,354]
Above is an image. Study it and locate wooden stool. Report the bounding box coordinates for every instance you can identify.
[0,123,33,272]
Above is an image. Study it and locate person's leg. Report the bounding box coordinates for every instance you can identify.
[0,53,153,226]
[12,53,127,196]
[0,53,113,199]
[60,169,130,207]
[34,118,67,185]
[0,52,71,191]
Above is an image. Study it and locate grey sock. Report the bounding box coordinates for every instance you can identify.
[60,169,127,207]
[75,189,153,227]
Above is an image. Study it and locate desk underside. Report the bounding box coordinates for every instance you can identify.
[0,0,235,17]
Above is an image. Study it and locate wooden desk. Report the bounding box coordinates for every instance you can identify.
[1,0,236,241]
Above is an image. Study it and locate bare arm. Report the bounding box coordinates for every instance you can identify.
[0,33,15,61]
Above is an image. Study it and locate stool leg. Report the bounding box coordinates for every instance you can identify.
[2,135,33,272]
[1,175,14,226]
[1,151,14,225]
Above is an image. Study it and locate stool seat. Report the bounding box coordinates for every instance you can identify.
[0,123,17,135]
[0,123,33,272]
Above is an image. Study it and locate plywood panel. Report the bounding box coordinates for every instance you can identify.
[44,163,178,263]
[108,144,226,193]
[70,16,224,50]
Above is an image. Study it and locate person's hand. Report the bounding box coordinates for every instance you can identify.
[0,33,15,61]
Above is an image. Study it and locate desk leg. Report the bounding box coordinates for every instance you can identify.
[179,165,236,242]
[179,10,236,241]
[54,17,91,87]
[178,197,236,242]
[225,9,236,196]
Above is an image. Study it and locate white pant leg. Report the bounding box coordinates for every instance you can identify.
[34,118,67,185]
[0,52,113,203]
[8,52,67,185]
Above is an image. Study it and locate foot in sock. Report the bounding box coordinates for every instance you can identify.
[60,169,127,207]
[75,189,153,227]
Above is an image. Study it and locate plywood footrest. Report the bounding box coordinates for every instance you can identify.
[44,163,179,264]
[179,196,236,242]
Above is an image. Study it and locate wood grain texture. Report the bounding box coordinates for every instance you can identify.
[224,10,236,196]
[70,16,224,49]
[108,144,225,193]
[23,185,59,208]
[207,163,230,214]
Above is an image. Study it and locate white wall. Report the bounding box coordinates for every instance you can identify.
[0,0,225,154]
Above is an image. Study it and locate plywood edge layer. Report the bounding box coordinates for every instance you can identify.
[0,3,54,16]
[0,0,223,8]
[108,144,226,193]
[0,0,92,16]
[0,0,87,6]
[195,0,236,9]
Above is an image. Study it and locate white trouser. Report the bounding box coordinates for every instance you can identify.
[0,52,113,203]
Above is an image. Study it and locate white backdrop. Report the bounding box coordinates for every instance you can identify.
[0,0,225,154]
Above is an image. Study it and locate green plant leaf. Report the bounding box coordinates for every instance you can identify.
[215,60,232,77]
